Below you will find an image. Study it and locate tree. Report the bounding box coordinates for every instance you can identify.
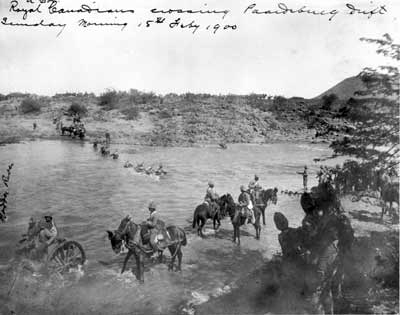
[330,34,399,171]
[321,93,338,110]
[20,97,41,114]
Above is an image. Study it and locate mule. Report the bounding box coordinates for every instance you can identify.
[192,198,223,237]
[220,194,262,244]
[257,187,278,225]
[107,216,186,283]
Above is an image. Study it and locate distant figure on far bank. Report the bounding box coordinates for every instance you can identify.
[297,165,308,192]
[33,122,37,130]
[105,132,111,146]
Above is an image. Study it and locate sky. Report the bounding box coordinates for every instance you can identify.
[0,0,399,98]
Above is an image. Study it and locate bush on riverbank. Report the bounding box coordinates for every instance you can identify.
[120,106,140,120]
[19,98,42,114]
[98,89,119,110]
[68,102,87,116]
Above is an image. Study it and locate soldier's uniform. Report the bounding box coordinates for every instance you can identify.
[238,185,255,224]
[146,202,168,255]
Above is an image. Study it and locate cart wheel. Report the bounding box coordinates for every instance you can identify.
[48,241,86,274]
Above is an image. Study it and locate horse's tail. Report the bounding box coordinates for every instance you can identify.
[192,209,198,228]
[181,229,187,246]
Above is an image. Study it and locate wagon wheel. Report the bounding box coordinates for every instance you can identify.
[47,241,86,274]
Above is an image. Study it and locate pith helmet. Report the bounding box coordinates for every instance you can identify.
[43,211,53,219]
[148,201,156,210]
[248,181,256,189]
[208,181,214,187]
[240,185,246,192]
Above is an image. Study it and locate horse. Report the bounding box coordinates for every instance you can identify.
[380,182,399,220]
[257,187,278,225]
[107,216,187,283]
[273,211,354,315]
[61,126,74,136]
[220,193,262,244]
[72,127,85,139]
[192,197,224,237]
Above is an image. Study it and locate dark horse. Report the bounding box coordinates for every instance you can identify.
[192,198,225,237]
[107,216,187,283]
[257,187,278,225]
[220,194,262,244]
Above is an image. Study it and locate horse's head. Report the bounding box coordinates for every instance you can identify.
[219,194,236,218]
[107,215,131,254]
[271,187,278,205]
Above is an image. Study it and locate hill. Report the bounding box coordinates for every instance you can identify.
[317,76,366,100]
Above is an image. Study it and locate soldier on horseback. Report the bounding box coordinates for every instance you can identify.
[274,182,354,314]
[204,181,219,215]
[253,174,262,190]
[249,175,263,207]
[238,185,255,224]
[300,183,354,313]
[145,202,172,259]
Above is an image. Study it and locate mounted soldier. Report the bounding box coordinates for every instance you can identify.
[273,182,354,314]
[204,181,219,215]
[249,175,263,207]
[238,185,255,224]
[300,183,354,313]
[254,174,262,191]
[145,202,170,259]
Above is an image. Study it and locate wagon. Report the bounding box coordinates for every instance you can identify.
[46,237,86,273]
[16,218,86,274]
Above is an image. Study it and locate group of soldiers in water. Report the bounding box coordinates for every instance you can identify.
[204,174,263,224]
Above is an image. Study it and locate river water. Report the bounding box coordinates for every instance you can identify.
[0,140,337,314]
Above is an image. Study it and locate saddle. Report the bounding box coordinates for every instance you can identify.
[136,223,173,252]
[239,207,253,223]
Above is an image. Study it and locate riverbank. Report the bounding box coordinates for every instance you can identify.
[0,93,341,146]
[195,196,399,315]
